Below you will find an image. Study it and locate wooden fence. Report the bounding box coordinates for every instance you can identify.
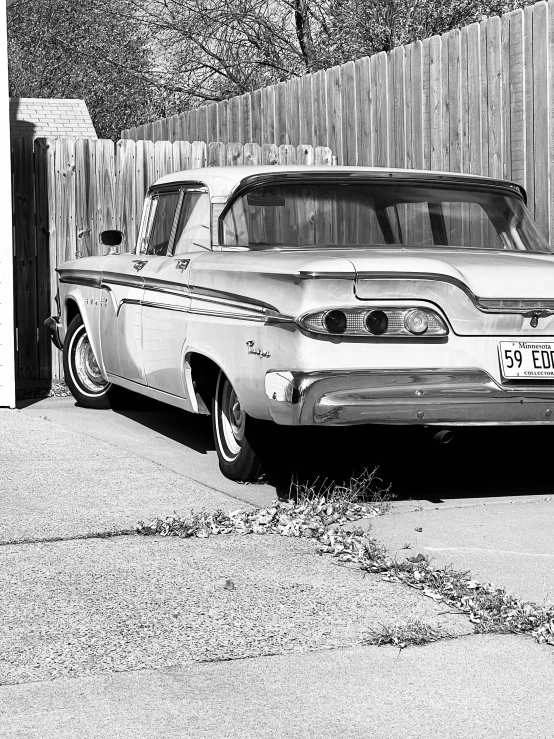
[11,138,332,382]
[122,0,554,242]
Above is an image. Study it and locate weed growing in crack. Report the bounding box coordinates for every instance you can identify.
[363,616,449,649]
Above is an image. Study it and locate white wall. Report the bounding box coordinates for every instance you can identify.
[0,2,15,408]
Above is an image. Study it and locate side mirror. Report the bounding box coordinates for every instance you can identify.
[100,230,123,255]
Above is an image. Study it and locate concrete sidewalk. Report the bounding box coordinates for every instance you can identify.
[1,405,553,737]
[2,636,553,739]
[370,496,554,605]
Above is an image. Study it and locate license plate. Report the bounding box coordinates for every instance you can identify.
[499,341,554,379]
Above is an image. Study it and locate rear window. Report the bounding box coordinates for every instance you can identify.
[221,181,551,253]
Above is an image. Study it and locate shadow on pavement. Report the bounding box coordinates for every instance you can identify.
[104,388,554,504]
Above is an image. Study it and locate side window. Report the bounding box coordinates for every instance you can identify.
[173,192,211,254]
[144,191,181,256]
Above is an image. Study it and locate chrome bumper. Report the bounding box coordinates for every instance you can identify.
[44,315,63,351]
[264,369,554,426]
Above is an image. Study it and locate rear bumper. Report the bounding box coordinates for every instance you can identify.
[264,368,554,426]
[44,315,63,351]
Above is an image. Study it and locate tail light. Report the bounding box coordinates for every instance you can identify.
[298,306,448,337]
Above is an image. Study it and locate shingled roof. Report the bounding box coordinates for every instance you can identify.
[9,98,97,139]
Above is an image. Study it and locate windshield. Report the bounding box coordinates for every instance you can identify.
[221,181,552,253]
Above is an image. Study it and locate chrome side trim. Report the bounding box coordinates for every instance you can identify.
[265,368,554,426]
[102,272,144,289]
[58,269,102,288]
[355,272,554,316]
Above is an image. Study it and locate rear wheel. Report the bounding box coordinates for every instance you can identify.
[63,315,112,409]
[212,371,263,482]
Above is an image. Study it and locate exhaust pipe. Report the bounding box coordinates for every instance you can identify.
[433,429,455,445]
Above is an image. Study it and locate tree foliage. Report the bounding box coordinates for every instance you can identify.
[7,0,161,139]
[7,0,532,138]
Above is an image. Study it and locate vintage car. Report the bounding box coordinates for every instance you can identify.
[47,164,554,481]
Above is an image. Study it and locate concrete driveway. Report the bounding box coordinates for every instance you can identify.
[2,395,554,737]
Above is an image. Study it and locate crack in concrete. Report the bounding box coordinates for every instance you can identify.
[425,545,554,558]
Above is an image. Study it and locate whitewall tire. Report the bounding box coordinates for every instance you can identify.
[63,315,112,409]
[212,371,263,482]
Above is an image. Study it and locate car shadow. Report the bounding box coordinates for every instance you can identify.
[106,389,554,503]
[111,391,215,455]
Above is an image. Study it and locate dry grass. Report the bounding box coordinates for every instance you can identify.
[363,616,449,649]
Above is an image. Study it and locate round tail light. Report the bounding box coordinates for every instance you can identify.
[366,310,388,335]
[324,310,347,334]
[404,309,429,334]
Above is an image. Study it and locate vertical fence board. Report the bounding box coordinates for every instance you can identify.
[75,139,95,259]
[154,140,174,181]
[524,5,535,216]
[244,142,261,165]
[508,10,526,186]
[341,61,357,165]
[548,2,554,239]
[312,69,328,148]
[262,85,275,145]
[315,146,333,165]
[501,12,512,180]
[274,83,287,145]
[371,53,388,166]
[429,36,442,170]
[448,29,463,172]
[56,138,77,265]
[279,145,296,164]
[115,140,136,248]
[354,57,370,166]
[411,41,424,168]
[191,141,207,169]
[389,46,406,168]
[533,2,550,236]
[226,142,243,166]
[241,93,252,144]
[261,144,279,164]
[326,65,343,164]
[208,141,226,167]
[250,89,262,144]
[135,140,154,244]
[297,145,314,165]
[300,75,314,151]
[487,16,503,179]
[229,96,241,142]
[422,37,432,168]
[207,103,218,144]
[217,100,228,143]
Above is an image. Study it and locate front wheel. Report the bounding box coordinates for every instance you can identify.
[63,315,112,409]
[212,371,263,482]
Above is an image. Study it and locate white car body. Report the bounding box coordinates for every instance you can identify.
[49,165,554,429]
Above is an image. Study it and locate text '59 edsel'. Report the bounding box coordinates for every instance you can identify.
[46,165,554,480]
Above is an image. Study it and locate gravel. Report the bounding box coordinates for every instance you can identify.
[0,534,471,685]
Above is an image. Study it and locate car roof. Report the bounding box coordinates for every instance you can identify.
[153,165,526,201]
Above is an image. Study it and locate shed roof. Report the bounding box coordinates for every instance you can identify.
[9,98,97,139]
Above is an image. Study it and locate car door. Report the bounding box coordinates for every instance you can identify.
[141,185,211,397]
[100,197,157,384]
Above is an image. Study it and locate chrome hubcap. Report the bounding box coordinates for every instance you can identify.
[74,332,108,394]
[220,380,245,458]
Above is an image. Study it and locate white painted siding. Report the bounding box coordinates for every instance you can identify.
[0,6,15,408]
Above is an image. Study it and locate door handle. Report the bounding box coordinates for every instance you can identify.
[132,260,147,271]
[176,259,190,270]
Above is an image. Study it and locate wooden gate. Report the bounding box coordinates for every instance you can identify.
[11,138,333,383]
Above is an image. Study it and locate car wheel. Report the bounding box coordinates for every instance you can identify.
[212,371,263,482]
[63,315,112,409]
